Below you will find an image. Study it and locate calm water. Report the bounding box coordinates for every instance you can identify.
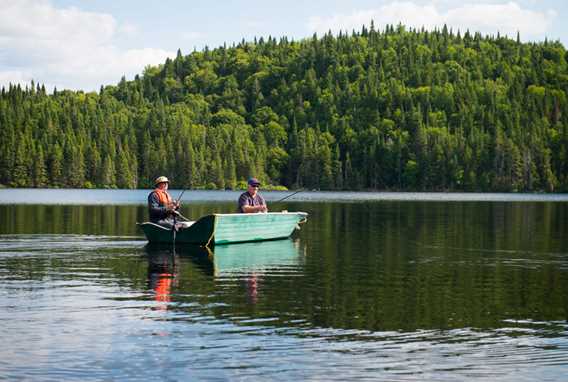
[1,190,567,381]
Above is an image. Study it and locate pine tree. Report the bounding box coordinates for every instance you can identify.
[32,146,48,187]
[0,25,566,192]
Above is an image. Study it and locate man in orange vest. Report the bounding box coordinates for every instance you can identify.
[148,176,180,228]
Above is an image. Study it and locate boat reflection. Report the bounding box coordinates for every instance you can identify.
[212,239,303,304]
[144,239,303,305]
[211,239,302,277]
[145,242,212,272]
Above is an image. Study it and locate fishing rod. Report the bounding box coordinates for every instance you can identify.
[275,189,304,203]
[172,213,177,247]
[175,188,187,204]
[172,188,191,222]
[170,189,183,248]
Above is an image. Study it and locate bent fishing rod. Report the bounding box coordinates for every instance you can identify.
[275,189,304,203]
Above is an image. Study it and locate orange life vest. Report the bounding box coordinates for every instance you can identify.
[153,188,172,207]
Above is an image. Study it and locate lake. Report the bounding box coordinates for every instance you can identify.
[1,190,567,381]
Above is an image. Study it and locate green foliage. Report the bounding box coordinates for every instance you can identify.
[0,26,567,191]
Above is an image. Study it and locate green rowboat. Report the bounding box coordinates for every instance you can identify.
[138,211,308,246]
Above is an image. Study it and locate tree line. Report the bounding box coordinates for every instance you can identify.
[1,23,567,191]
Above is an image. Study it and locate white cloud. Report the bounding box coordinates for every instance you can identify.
[0,0,175,91]
[446,3,556,37]
[308,1,556,41]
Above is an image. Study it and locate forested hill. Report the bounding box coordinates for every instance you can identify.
[1,24,568,191]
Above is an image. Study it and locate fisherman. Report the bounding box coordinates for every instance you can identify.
[148,176,180,228]
[238,177,268,213]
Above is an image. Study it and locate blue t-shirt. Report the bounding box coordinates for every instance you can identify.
[238,192,266,213]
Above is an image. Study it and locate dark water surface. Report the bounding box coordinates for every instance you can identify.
[1,190,567,381]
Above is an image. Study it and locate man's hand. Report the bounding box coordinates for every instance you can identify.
[167,207,180,217]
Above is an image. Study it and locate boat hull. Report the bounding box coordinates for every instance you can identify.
[138,212,307,246]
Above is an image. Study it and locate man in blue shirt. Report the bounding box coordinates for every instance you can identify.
[238,177,268,213]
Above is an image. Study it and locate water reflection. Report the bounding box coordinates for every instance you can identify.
[146,246,177,310]
[0,203,237,235]
[213,240,302,305]
[1,198,568,380]
[144,243,204,311]
[143,240,303,307]
[212,240,301,276]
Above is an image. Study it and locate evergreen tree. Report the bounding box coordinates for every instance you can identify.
[0,25,566,191]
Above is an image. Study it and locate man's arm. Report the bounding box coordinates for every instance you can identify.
[258,195,268,212]
[238,194,267,213]
[242,204,264,213]
[238,193,263,213]
[238,193,249,213]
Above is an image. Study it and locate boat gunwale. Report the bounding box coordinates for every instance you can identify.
[212,211,308,217]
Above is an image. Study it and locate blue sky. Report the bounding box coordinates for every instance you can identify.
[1,0,567,91]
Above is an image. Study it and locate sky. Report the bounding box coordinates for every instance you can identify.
[1,0,567,92]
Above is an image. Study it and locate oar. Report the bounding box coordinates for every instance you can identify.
[275,189,304,203]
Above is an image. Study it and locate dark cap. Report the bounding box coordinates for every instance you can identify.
[247,177,261,186]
